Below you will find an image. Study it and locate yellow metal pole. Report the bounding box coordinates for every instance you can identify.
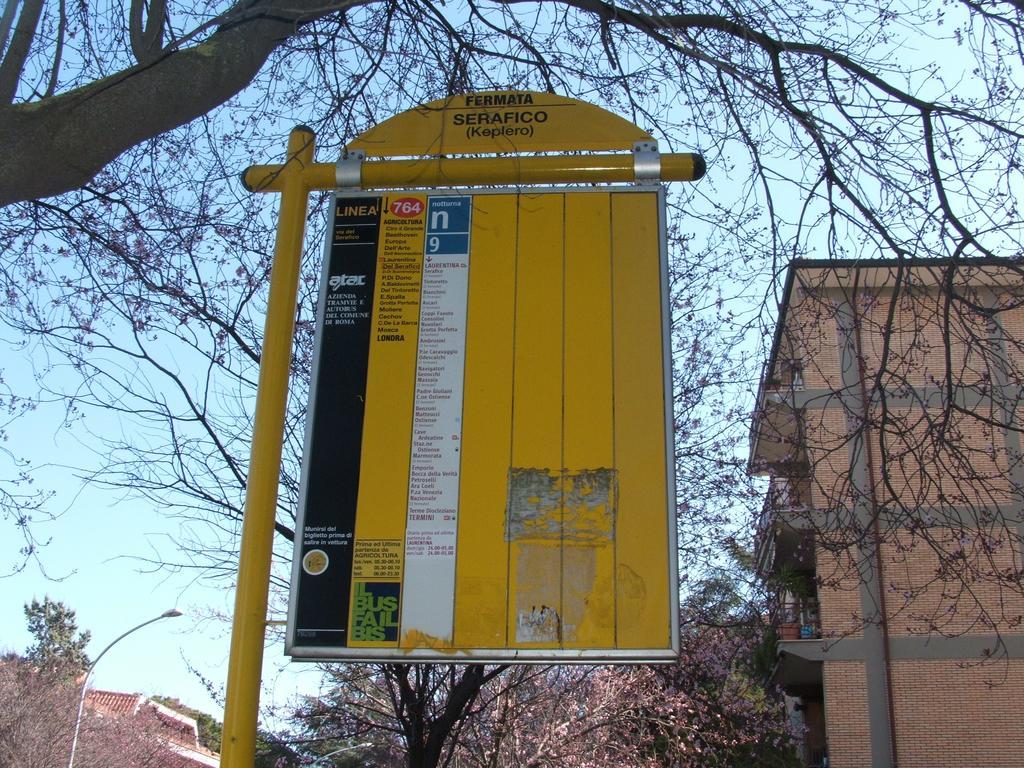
[242,151,705,193]
[221,125,316,768]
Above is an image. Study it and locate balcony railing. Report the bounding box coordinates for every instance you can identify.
[769,476,811,510]
[779,597,821,640]
[755,475,815,575]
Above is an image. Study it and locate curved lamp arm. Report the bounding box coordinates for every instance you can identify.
[312,742,373,765]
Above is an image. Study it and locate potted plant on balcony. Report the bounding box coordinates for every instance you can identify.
[778,603,802,640]
[778,619,802,640]
[774,564,815,640]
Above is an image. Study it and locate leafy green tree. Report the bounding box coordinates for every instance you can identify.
[23,596,90,674]
[151,696,223,752]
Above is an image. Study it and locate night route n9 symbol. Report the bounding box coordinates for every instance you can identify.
[390,197,424,218]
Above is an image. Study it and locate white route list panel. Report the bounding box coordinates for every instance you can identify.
[400,196,472,644]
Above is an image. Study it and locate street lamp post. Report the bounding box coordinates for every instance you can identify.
[67,608,184,768]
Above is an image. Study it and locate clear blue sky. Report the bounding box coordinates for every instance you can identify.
[0,344,316,722]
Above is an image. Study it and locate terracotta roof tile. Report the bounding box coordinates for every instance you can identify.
[86,690,144,716]
[82,689,220,766]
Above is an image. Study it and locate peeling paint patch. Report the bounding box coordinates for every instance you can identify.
[616,564,647,625]
[506,468,560,541]
[516,604,561,643]
[401,627,453,650]
[512,542,563,642]
[507,468,617,644]
[559,544,599,641]
[506,467,617,542]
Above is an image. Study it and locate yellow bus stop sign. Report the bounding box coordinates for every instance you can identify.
[227,95,703,768]
[287,186,679,661]
[347,91,653,155]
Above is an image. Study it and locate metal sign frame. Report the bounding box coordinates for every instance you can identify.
[285,186,679,663]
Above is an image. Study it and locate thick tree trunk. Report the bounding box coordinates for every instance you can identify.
[392,664,506,768]
[0,0,350,206]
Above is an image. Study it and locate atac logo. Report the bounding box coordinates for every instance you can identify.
[329,274,366,290]
[390,197,425,218]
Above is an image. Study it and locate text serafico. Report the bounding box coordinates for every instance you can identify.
[452,111,549,126]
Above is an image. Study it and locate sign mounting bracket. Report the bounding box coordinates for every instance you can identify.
[632,140,661,182]
[336,149,365,188]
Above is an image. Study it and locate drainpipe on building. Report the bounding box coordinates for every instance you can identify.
[851,277,900,768]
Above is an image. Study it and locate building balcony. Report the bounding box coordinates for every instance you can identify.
[755,476,815,577]
[771,577,824,697]
[771,626,828,767]
[749,399,808,475]
[772,639,824,698]
[749,359,810,476]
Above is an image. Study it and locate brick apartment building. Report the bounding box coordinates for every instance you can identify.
[751,259,1024,767]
